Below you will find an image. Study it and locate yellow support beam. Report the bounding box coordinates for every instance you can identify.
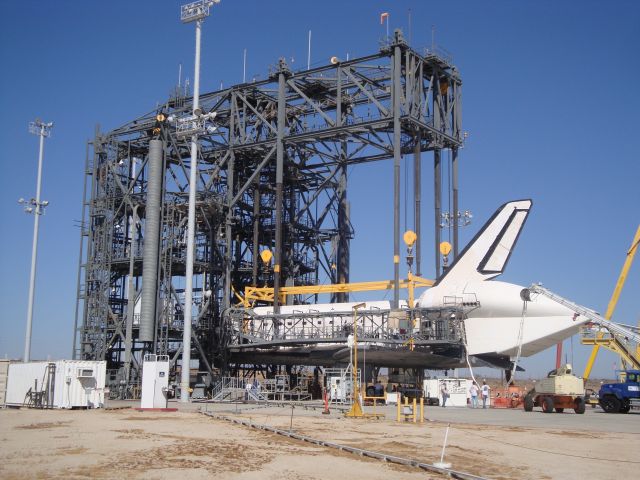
[243,275,434,308]
[582,225,640,380]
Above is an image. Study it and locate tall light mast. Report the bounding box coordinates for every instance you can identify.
[178,0,220,403]
[19,119,53,362]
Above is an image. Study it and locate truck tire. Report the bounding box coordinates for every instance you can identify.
[542,396,554,413]
[574,397,586,414]
[555,408,564,413]
[599,395,621,413]
[619,401,631,414]
[524,395,534,412]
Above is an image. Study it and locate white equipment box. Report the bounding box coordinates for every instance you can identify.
[423,378,471,407]
[328,375,349,403]
[5,360,106,409]
[141,354,169,409]
[386,392,400,405]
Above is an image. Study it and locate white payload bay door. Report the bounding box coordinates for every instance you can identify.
[141,354,169,409]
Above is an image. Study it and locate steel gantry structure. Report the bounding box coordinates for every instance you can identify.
[73,30,463,389]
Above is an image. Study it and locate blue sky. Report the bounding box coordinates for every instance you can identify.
[0,1,638,378]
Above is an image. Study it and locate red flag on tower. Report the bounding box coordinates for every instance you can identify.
[380,12,389,25]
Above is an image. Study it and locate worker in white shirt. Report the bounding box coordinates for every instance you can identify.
[481,380,491,409]
[469,381,479,408]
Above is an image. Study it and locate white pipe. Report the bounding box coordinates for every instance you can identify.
[181,18,202,403]
[438,423,450,465]
[243,48,247,83]
[307,30,311,70]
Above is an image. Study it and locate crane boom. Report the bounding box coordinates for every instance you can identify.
[584,225,640,378]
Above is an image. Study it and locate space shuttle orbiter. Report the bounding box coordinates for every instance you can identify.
[234,199,589,371]
[418,199,588,368]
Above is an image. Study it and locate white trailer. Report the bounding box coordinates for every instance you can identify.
[423,378,471,407]
[5,360,106,409]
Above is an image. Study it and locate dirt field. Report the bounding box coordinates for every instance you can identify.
[0,404,638,479]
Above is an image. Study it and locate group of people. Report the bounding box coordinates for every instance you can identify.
[440,380,491,408]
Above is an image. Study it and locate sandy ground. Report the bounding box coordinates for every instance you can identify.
[0,403,638,479]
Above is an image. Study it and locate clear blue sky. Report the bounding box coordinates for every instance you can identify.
[0,1,638,378]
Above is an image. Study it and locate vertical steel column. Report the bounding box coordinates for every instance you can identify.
[337,151,349,291]
[336,65,350,302]
[223,93,236,310]
[124,204,139,383]
[452,147,459,258]
[72,142,90,360]
[139,139,163,343]
[81,126,101,359]
[434,151,441,278]
[392,43,402,308]
[414,130,422,276]
[452,76,462,259]
[273,61,287,313]
[251,185,260,286]
[433,74,442,278]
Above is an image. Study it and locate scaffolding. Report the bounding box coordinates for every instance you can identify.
[73,30,463,389]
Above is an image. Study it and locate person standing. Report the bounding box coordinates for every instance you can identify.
[440,382,449,407]
[469,381,479,408]
[481,380,491,409]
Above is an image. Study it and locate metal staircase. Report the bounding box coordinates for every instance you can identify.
[211,377,267,402]
[522,284,639,344]
[521,284,640,369]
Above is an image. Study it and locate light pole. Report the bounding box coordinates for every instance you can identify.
[19,119,53,362]
[178,0,220,403]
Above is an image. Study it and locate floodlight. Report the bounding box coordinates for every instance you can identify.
[181,0,220,23]
[29,119,53,138]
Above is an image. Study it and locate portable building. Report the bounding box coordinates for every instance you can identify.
[5,360,106,409]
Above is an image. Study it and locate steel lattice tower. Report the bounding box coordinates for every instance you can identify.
[73,30,463,388]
